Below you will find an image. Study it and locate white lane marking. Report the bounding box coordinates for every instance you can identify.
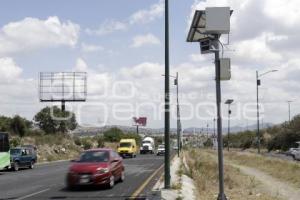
[15,188,50,200]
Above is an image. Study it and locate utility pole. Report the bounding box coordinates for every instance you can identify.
[164,0,171,189]
[175,72,181,157]
[207,123,209,138]
[213,118,216,137]
[225,99,233,152]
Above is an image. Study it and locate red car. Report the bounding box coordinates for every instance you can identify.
[66,148,125,189]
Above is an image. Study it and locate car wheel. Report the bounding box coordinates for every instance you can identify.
[66,182,74,191]
[13,162,19,171]
[120,171,125,182]
[29,161,34,169]
[108,175,115,189]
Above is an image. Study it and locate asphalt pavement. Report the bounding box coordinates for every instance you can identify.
[0,154,164,200]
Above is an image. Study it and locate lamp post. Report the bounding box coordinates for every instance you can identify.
[164,0,171,189]
[206,123,209,138]
[162,73,181,157]
[213,118,216,137]
[225,99,234,151]
[256,69,278,154]
[287,100,292,123]
[174,72,181,157]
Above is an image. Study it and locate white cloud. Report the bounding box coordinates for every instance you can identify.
[85,19,127,36]
[189,54,207,62]
[0,57,22,83]
[0,16,80,55]
[120,62,163,79]
[86,0,164,36]
[74,58,88,72]
[232,32,283,66]
[263,0,300,27]
[129,0,164,25]
[81,43,103,53]
[130,33,161,48]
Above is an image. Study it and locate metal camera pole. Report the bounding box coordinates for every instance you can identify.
[214,34,227,200]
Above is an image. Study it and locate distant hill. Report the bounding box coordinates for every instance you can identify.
[71,125,177,137]
[71,123,273,137]
[183,123,274,135]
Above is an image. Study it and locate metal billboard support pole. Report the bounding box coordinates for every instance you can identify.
[214,35,227,200]
[164,0,171,189]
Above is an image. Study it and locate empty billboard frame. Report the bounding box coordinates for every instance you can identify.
[39,72,87,103]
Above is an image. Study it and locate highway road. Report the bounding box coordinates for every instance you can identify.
[0,154,164,200]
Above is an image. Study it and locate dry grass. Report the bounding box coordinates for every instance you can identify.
[223,150,300,188]
[21,135,82,162]
[184,149,281,200]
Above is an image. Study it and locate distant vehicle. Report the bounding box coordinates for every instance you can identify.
[66,148,124,189]
[173,142,179,150]
[294,150,300,161]
[287,141,300,159]
[0,132,10,170]
[157,144,165,156]
[140,137,155,154]
[117,139,137,158]
[10,146,37,171]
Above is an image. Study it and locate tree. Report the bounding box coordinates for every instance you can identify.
[0,116,12,132]
[103,127,124,142]
[10,115,27,137]
[34,106,77,134]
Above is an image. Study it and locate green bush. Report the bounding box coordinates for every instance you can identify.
[74,137,82,146]
[223,131,256,149]
[81,138,93,150]
[103,127,124,142]
[10,137,21,147]
[94,136,105,148]
[204,138,213,147]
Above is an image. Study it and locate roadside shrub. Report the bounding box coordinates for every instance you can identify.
[203,138,213,147]
[95,136,105,148]
[10,137,21,147]
[74,137,82,146]
[81,138,93,150]
[267,131,300,151]
[26,129,44,136]
[103,127,124,142]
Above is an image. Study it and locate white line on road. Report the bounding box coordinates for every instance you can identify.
[15,188,50,200]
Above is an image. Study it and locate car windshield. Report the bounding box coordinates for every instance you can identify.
[78,151,109,163]
[10,149,21,155]
[120,142,132,148]
[158,145,165,148]
[143,141,151,144]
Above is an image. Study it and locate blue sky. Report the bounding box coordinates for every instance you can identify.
[0,0,300,129]
[0,0,196,77]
